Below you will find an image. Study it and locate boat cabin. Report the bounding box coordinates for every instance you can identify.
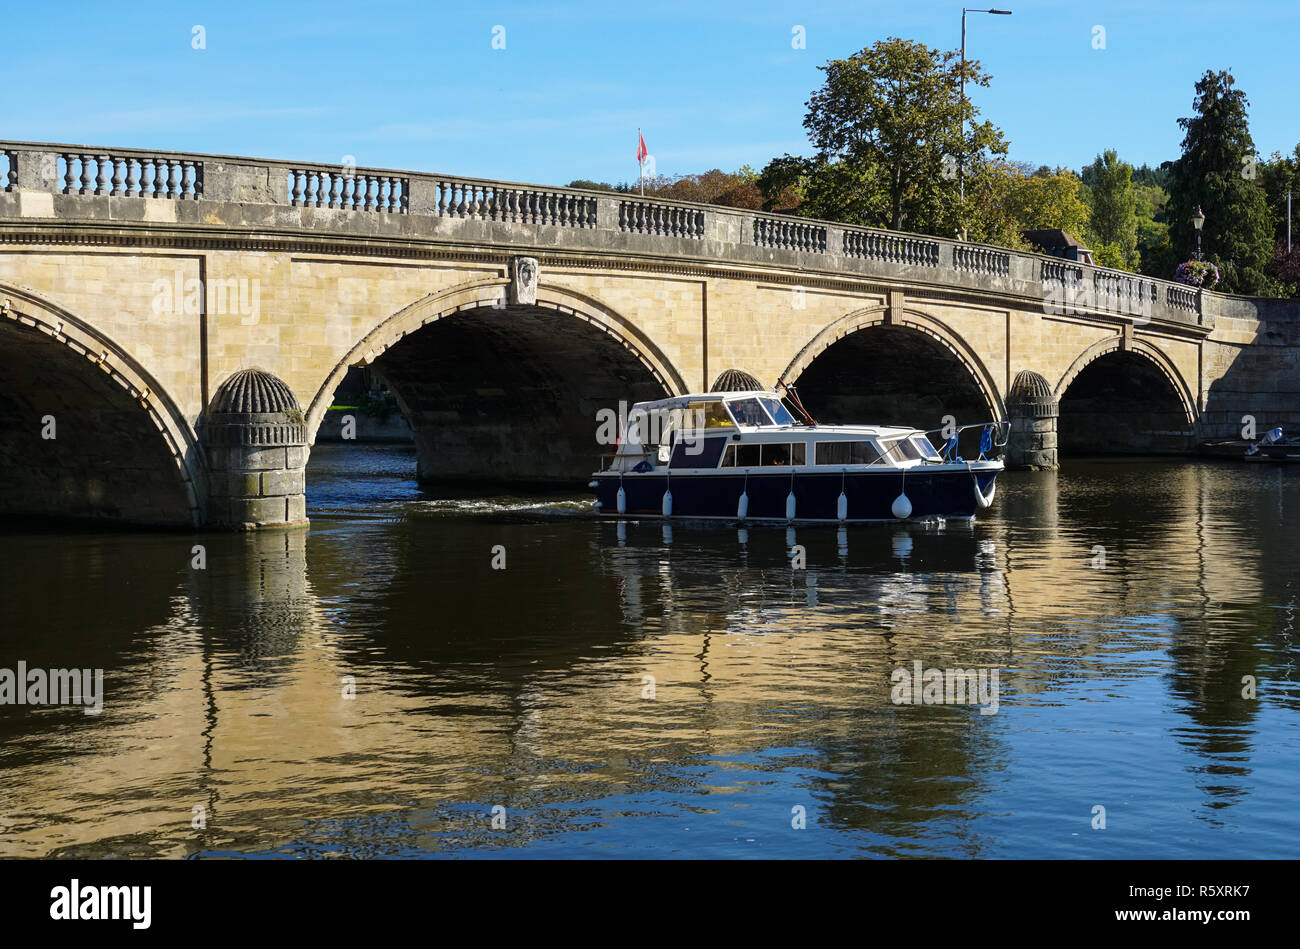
[604,390,945,473]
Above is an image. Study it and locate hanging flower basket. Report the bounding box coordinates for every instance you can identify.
[1174,260,1220,288]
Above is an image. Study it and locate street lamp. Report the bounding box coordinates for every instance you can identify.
[959,8,1012,238]
[1191,205,1205,261]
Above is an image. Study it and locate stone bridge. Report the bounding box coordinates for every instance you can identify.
[1,141,1297,528]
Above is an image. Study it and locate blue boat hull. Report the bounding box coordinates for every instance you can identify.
[594,468,999,521]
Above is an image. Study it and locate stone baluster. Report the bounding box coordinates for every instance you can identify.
[168,161,181,199]
[77,154,92,194]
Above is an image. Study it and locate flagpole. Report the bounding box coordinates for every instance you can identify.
[638,127,644,196]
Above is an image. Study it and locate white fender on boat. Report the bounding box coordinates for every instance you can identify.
[616,485,626,514]
[891,493,912,519]
[786,491,797,521]
[737,490,749,520]
[662,488,673,517]
[836,491,848,522]
[968,464,995,510]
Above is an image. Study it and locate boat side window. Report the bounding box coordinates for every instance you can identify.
[760,443,805,466]
[727,398,773,427]
[760,399,796,426]
[722,443,804,466]
[815,441,883,465]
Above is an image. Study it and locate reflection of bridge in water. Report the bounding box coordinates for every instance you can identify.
[2,141,1299,528]
[1,460,1293,856]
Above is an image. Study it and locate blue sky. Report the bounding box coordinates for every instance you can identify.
[2,1,1295,186]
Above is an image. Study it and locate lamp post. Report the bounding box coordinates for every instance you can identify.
[959,8,1012,237]
[1191,205,1205,261]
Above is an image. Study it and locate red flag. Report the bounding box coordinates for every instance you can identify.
[636,131,647,164]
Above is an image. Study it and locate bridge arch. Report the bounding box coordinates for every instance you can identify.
[306,276,687,443]
[0,283,204,526]
[307,277,685,483]
[778,306,1005,447]
[779,305,1006,421]
[1055,337,1198,454]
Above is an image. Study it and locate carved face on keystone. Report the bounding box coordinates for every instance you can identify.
[519,259,536,288]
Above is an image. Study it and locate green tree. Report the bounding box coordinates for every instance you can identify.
[1258,144,1299,244]
[1166,69,1273,292]
[966,162,1091,249]
[802,36,1008,233]
[1134,182,1174,278]
[1082,150,1139,270]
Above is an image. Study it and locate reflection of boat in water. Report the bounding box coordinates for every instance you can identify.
[591,386,1006,522]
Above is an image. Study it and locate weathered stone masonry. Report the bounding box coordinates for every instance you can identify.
[0,141,1297,528]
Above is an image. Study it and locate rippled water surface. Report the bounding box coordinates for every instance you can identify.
[2,444,1298,858]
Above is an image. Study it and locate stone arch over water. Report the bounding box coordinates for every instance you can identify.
[779,306,1005,450]
[0,283,203,526]
[307,280,683,484]
[1055,338,1197,455]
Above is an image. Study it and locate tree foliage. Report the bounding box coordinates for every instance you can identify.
[1082,150,1139,270]
[802,36,1007,233]
[964,162,1091,249]
[1166,69,1273,293]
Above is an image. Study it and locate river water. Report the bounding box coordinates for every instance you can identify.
[1,444,1297,858]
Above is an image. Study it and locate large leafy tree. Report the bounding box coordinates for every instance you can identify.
[1166,69,1273,292]
[802,36,1007,233]
[1082,150,1139,269]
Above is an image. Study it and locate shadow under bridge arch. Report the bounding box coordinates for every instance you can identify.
[310,281,683,484]
[780,307,1005,453]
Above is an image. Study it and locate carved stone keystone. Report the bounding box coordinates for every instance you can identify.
[510,256,538,306]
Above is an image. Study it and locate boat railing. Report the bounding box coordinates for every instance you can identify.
[921,420,1011,462]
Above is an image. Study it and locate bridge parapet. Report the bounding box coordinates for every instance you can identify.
[0,139,1234,333]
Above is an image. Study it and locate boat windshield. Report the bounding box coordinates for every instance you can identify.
[911,435,943,461]
[760,398,796,425]
[726,398,774,427]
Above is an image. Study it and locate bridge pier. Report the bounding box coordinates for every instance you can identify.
[201,369,309,530]
[1005,370,1059,470]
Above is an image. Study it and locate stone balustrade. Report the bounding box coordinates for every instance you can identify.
[59,151,201,198]
[433,178,595,226]
[1167,285,1199,311]
[1041,260,1084,285]
[288,167,407,212]
[754,216,826,253]
[0,139,1244,331]
[953,244,1011,277]
[843,229,940,267]
[619,199,704,238]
